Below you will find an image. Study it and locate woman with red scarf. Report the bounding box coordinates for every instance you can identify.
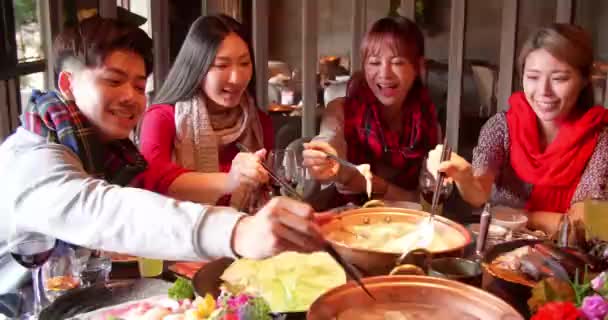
[428,24,608,236]
[302,16,440,203]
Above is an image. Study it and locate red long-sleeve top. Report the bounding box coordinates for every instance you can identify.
[138,103,274,198]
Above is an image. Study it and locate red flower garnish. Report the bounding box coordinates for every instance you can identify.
[531,301,581,320]
[223,313,238,320]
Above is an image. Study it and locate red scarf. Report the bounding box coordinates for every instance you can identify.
[506,91,608,213]
[343,84,438,190]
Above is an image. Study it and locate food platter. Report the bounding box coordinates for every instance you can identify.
[39,279,172,319]
[191,257,305,320]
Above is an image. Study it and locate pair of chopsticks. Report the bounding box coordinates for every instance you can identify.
[318,154,376,299]
[235,143,303,201]
[324,243,376,300]
[430,137,452,217]
[239,143,375,300]
[395,138,451,265]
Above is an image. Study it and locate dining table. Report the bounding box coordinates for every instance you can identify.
[3,191,498,319]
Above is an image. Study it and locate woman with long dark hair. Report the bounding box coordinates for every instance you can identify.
[139,14,273,209]
[302,16,440,204]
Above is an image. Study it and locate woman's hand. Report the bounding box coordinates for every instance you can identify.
[227,149,269,192]
[302,141,341,181]
[427,144,493,207]
[231,197,326,259]
[427,144,472,184]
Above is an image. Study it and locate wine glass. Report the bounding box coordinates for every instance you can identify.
[295,166,313,196]
[266,149,299,197]
[41,243,83,302]
[8,229,56,318]
[419,156,453,215]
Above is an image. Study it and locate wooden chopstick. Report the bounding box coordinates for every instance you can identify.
[430,137,451,216]
[235,143,304,201]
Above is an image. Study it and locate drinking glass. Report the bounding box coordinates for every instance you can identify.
[137,257,163,278]
[584,199,608,241]
[266,149,299,197]
[7,230,56,318]
[295,166,314,196]
[419,157,453,215]
[81,252,112,286]
[41,243,80,302]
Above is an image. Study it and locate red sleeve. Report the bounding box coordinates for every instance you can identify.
[137,104,192,194]
[258,110,275,150]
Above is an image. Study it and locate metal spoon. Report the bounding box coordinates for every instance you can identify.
[322,152,359,170]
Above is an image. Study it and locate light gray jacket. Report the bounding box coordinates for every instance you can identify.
[0,128,244,292]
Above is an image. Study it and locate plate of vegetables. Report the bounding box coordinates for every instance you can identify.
[40,277,272,320]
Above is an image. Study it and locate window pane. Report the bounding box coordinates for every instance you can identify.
[318,0,352,98]
[13,0,44,62]
[19,72,45,108]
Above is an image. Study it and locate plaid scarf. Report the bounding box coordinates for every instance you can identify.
[343,84,439,190]
[20,90,147,186]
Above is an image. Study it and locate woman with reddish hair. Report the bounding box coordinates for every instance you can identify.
[302,16,440,204]
[428,24,608,235]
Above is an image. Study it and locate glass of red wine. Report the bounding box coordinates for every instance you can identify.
[8,230,56,318]
[419,156,453,214]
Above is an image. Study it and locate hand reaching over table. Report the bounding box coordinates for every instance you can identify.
[231,197,326,259]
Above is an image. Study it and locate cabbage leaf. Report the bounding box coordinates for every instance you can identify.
[220,251,346,312]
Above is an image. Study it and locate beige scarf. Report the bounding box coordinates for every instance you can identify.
[174,93,264,209]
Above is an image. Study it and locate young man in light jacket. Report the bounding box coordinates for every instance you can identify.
[0,16,323,290]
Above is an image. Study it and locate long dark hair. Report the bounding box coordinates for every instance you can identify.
[518,23,595,111]
[347,16,426,102]
[153,14,256,105]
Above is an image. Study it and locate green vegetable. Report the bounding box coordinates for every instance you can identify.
[528,277,575,312]
[570,266,593,306]
[168,276,194,300]
[241,296,272,320]
[220,251,346,312]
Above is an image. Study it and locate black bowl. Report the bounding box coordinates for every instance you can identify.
[481,239,544,319]
[191,257,306,320]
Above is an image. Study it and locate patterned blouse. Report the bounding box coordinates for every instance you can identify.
[472,112,608,209]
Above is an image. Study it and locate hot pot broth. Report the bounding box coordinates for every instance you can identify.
[335,302,480,320]
[326,220,466,253]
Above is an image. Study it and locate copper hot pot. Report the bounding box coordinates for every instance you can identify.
[320,207,472,276]
[307,275,524,320]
